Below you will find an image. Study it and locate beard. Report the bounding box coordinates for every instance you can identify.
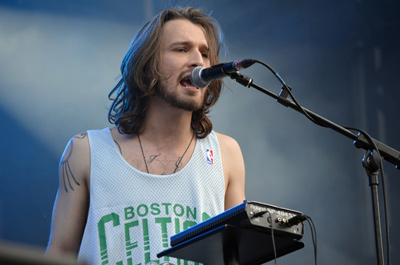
[155,84,203,111]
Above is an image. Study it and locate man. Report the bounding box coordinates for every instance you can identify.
[46,6,245,265]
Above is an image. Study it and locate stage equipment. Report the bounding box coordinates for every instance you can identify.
[158,201,306,265]
[226,60,400,265]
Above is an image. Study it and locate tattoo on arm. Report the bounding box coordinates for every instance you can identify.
[60,132,87,193]
[75,132,87,140]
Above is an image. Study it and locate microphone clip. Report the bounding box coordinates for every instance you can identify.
[276,85,293,107]
[230,71,253,87]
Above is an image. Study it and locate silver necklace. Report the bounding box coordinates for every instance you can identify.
[138,132,195,174]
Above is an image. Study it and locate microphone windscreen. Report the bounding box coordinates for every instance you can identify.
[190,66,209,88]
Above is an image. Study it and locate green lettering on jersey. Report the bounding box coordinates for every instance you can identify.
[173,204,184,217]
[137,204,149,217]
[97,204,213,265]
[202,212,211,222]
[98,213,120,265]
[161,203,172,215]
[142,218,158,264]
[125,207,135,220]
[150,203,161,215]
[155,217,172,263]
[125,220,139,257]
[186,206,197,220]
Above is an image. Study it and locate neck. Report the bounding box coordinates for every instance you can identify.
[140,97,194,147]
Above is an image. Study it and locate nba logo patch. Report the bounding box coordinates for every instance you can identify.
[206,149,214,165]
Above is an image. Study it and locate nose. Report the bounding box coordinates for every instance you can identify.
[189,50,206,68]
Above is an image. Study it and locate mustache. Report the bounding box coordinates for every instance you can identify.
[178,70,193,82]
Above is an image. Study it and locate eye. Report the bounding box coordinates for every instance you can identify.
[175,47,187,52]
[201,51,209,59]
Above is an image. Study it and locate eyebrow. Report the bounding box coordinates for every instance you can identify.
[169,41,209,51]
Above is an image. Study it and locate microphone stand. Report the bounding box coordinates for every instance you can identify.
[230,71,400,265]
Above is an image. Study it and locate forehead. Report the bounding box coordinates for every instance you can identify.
[161,19,209,48]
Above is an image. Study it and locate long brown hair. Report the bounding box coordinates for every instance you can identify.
[108,7,223,139]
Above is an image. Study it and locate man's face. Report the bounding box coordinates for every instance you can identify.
[157,19,211,111]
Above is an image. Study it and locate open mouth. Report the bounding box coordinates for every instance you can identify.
[180,75,197,89]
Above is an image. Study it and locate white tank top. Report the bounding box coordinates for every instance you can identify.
[78,128,225,265]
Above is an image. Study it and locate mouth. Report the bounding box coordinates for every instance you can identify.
[180,75,197,89]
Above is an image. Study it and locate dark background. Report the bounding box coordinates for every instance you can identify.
[1,0,399,264]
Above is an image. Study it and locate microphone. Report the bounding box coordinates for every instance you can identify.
[190,59,255,88]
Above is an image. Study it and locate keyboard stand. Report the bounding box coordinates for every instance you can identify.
[157,224,304,265]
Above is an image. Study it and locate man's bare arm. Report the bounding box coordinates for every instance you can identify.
[217,133,246,210]
[46,133,90,256]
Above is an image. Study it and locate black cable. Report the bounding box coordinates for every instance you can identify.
[252,59,327,128]
[252,210,278,264]
[305,216,318,265]
[267,211,278,265]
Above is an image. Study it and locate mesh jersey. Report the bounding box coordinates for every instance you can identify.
[78,128,225,265]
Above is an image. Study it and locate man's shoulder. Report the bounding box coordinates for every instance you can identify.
[65,127,110,156]
[65,131,90,156]
[214,132,239,147]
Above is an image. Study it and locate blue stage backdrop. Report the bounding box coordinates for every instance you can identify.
[1,1,399,264]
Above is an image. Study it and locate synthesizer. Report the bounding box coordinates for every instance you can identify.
[171,200,305,247]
